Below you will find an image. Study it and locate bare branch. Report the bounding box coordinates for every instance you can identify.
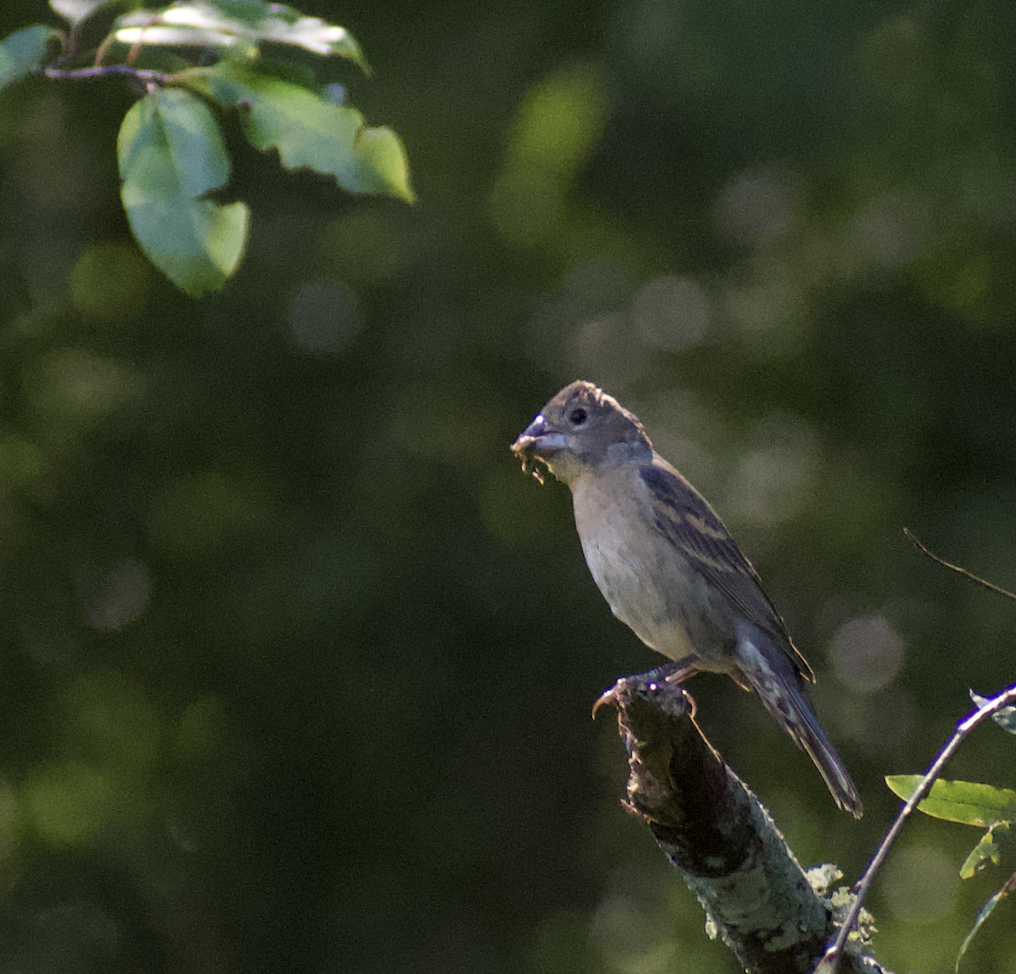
[598,673,887,974]
[904,529,1016,602]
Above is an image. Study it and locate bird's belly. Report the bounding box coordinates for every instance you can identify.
[579,529,697,662]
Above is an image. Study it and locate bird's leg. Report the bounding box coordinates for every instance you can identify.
[656,656,700,685]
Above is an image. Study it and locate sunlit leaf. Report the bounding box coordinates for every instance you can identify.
[347,125,415,201]
[971,690,1016,735]
[0,25,61,92]
[115,0,366,66]
[960,823,1011,880]
[49,0,112,25]
[886,776,1016,826]
[118,87,249,294]
[114,24,247,51]
[180,62,414,202]
[956,870,1016,972]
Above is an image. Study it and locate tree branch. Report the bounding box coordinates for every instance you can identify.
[597,673,889,974]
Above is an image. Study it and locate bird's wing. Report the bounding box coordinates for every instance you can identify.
[639,461,814,682]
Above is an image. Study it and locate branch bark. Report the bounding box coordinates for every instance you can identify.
[597,673,889,974]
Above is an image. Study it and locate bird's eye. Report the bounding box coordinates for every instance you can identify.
[569,407,587,426]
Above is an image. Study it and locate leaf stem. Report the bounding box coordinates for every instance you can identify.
[43,65,174,85]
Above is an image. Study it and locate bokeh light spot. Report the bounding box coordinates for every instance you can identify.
[320,208,405,286]
[288,280,360,354]
[721,263,802,345]
[850,193,926,271]
[633,276,709,352]
[489,62,607,246]
[62,671,161,773]
[507,62,608,175]
[829,615,904,693]
[27,348,144,434]
[715,167,795,244]
[0,434,48,497]
[725,415,816,527]
[70,241,150,321]
[569,312,649,393]
[859,16,925,104]
[24,761,115,845]
[85,559,152,631]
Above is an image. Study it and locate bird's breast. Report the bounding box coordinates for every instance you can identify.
[571,477,696,661]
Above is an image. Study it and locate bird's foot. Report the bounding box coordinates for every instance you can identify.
[592,665,698,719]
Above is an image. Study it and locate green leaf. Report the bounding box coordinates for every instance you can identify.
[49,0,113,25]
[971,690,1016,735]
[0,25,62,92]
[118,87,249,295]
[115,0,367,67]
[960,822,1011,880]
[886,776,1016,826]
[114,22,253,53]
[180,62,415,202]
[956,870,1016,972]
[351,126,415,199]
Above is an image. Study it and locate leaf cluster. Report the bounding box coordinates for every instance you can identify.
[886,689,1016,972]
[0,0,414,294]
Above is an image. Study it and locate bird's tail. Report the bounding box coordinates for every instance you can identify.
[736,623,864,818]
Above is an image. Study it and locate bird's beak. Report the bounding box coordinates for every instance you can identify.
[511,414,567,484]
[510,415,566,461]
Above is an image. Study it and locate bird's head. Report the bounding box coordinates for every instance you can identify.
[511,380,651,485]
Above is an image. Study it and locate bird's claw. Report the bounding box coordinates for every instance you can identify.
[592,684,621,718]
[592,675,697,720]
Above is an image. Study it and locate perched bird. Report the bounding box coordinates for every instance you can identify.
[511,380,862,817]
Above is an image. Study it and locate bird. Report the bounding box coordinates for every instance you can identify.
[510,380,862,817]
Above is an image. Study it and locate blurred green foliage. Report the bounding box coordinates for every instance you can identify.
[2,0,1016,972]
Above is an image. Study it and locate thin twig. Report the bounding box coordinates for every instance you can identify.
[904,528,1016,602]
[815,684,1016,974]
[42,65,174,85]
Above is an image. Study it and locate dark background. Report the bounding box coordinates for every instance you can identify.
[2,1,1015,971]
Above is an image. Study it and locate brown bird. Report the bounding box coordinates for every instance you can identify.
[511,380,862,817]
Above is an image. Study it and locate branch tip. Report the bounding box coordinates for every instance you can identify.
[904,528,1016,602]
